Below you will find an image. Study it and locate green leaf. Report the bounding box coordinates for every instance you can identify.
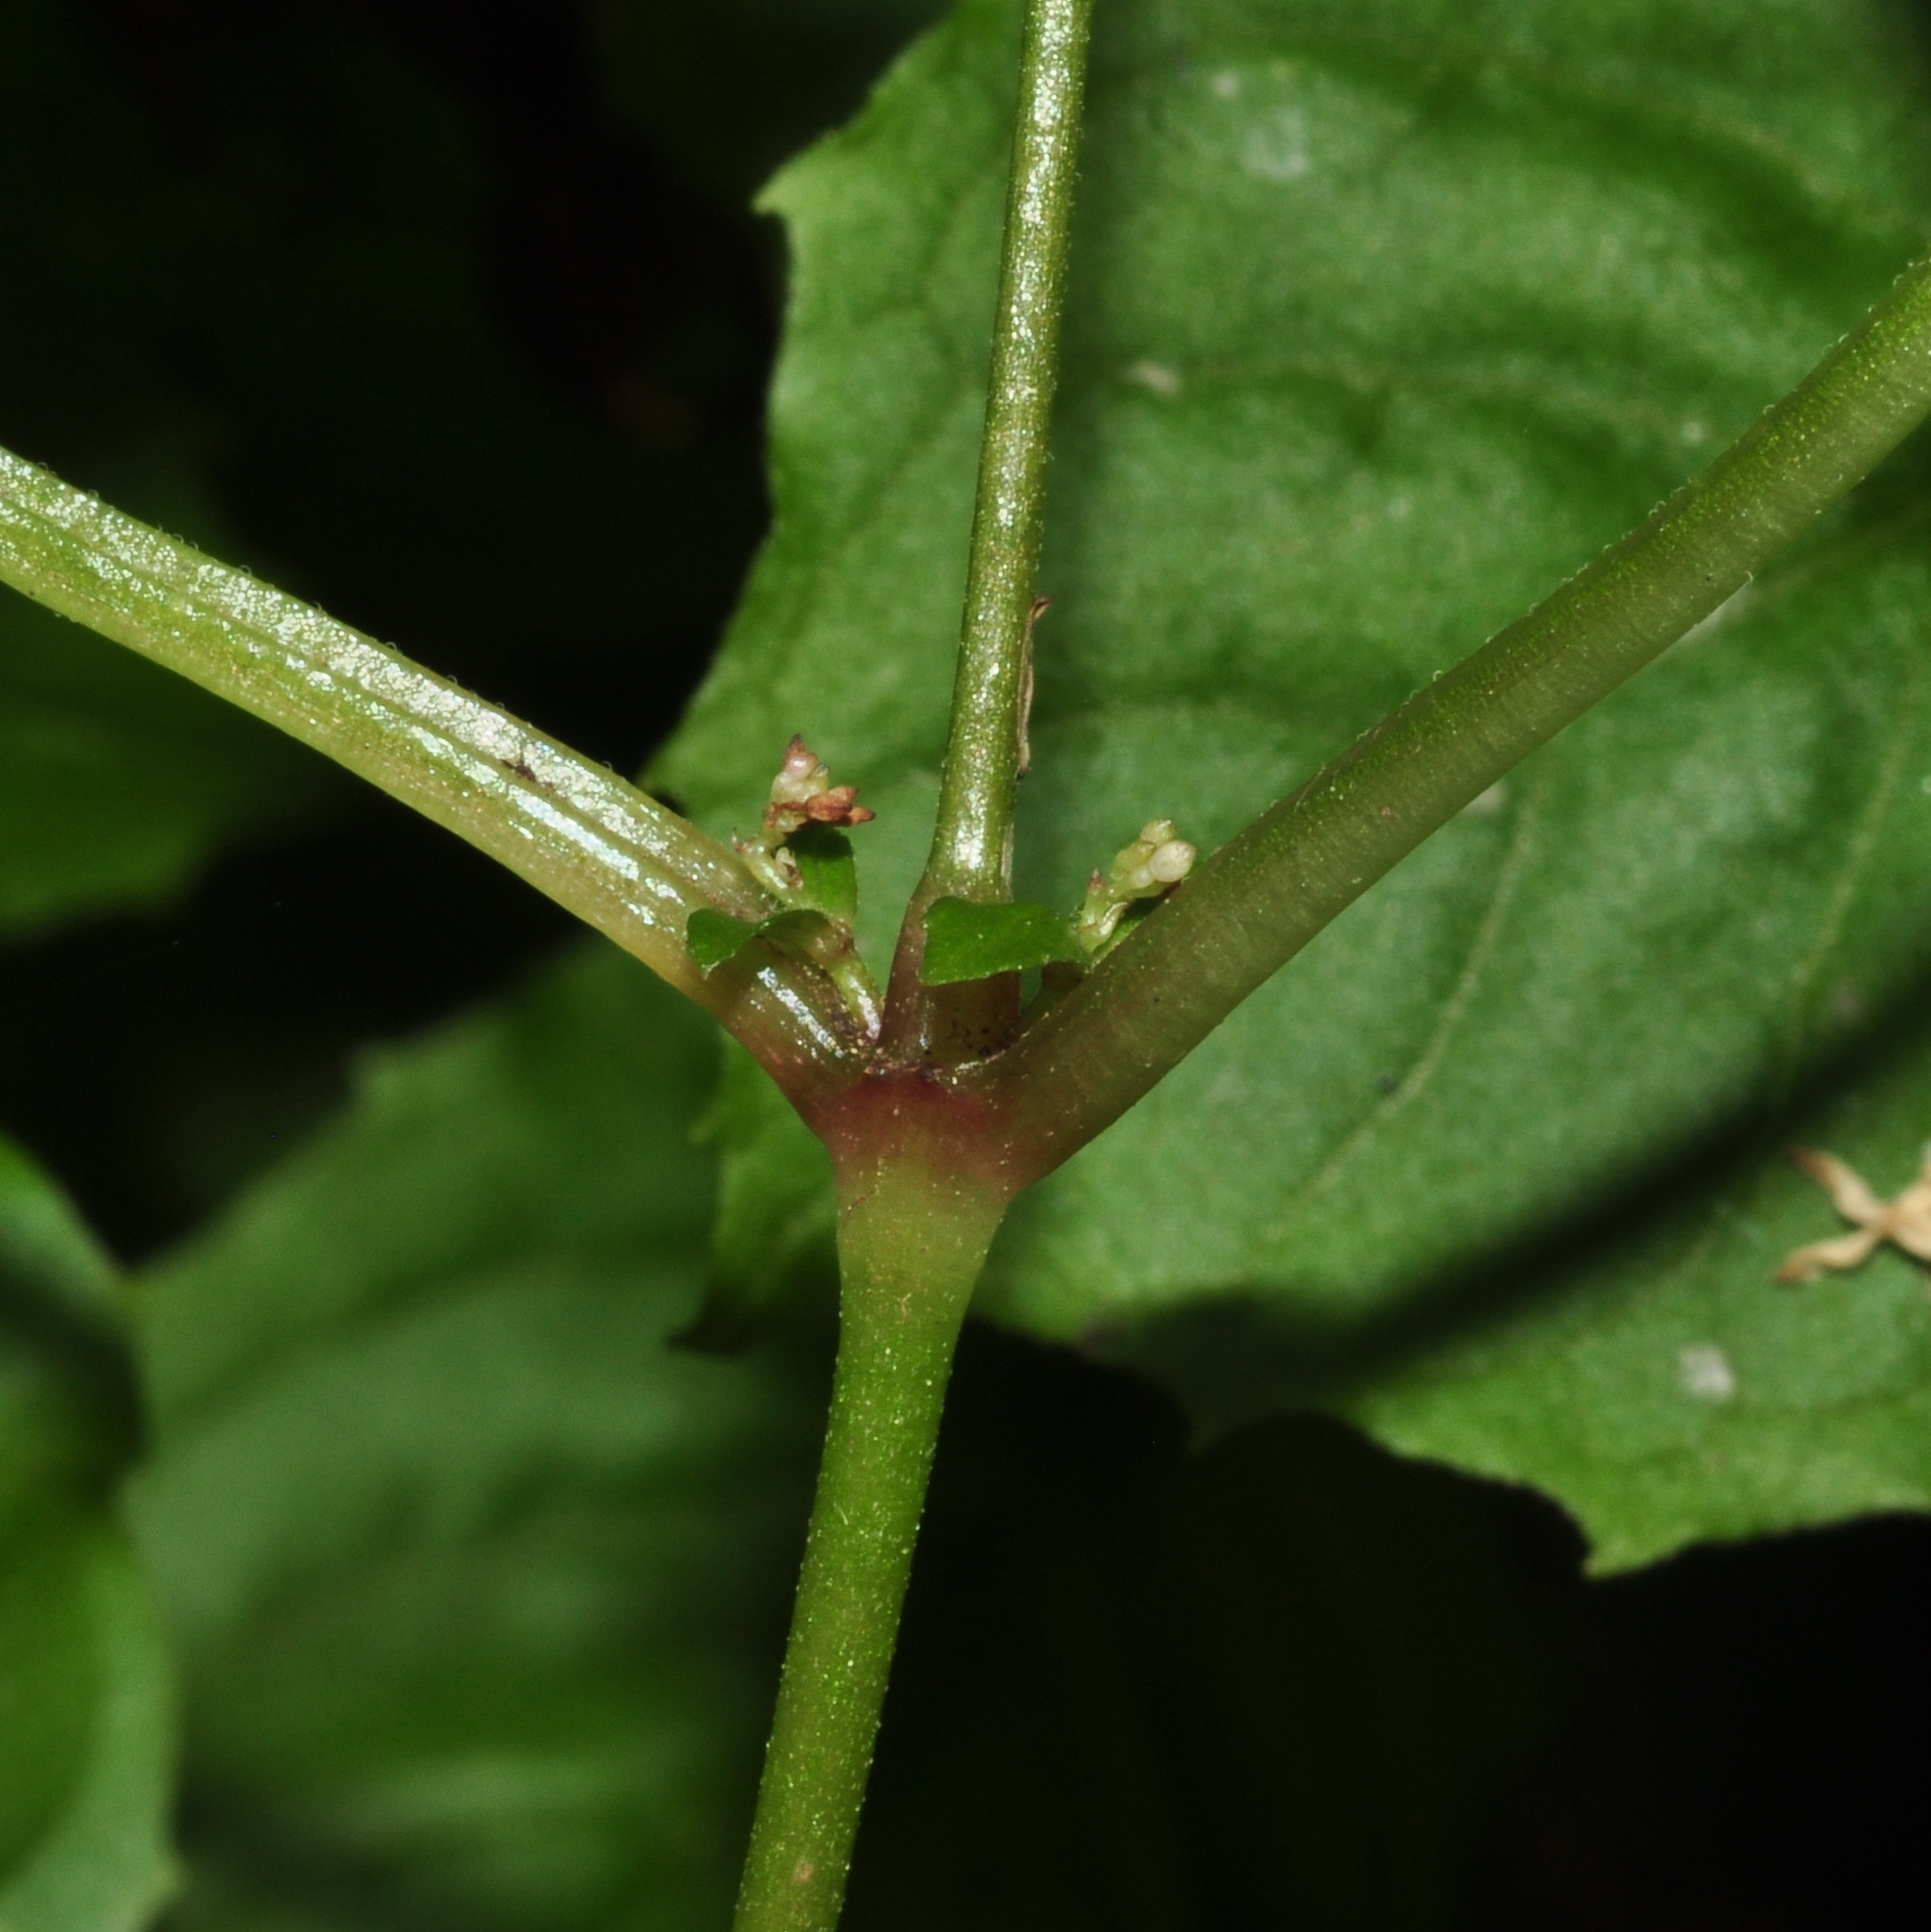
[684,1035,839,1349]
[656,0,1931,1559]
[0,1143,176,1932]
[788,824,859,923]
[921,897,1081,984]
[0,1517,177,1932]
[687,906,767,972]
[0,1137,118,1343]
[687,904,844,976]
[124,947,820,1929]
[1325,1030,1931,1575]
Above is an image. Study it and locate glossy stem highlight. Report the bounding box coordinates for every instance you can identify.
[733,1154,1005,1932]
[990,250,1931,1174]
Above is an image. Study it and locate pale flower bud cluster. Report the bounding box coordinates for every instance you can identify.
[769,738,831,809]
[732,735,878,899]
[1078,818,1197,951]
[757,735,876,845]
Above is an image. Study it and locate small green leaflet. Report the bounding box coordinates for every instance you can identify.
[921,897,1082,984]
[687,831,856,973]
[788,824,858,922]
[687,908,764,972]
[687,904,839,974]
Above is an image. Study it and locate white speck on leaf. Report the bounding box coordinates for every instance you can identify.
[1242,109,1310,181]
[1127,359,1184,397]
[1462,782,1508,817]
[1679,1345,1736,1402]
[1211,69,1240,99]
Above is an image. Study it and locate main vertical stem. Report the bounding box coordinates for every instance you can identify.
[737,6,1096,1922]
[884,0,1095,1054]
[733,1148,1008,1932]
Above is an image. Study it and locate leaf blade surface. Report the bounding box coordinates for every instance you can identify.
[660,0,1931,1559]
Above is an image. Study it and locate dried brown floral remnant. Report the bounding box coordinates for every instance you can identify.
[1776,1146,1931,1282]
[762,736,876,838]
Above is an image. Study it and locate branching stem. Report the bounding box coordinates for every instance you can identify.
[983,249,1931,1176]
[736,8,1095,1918]
[14,12,1931,1929]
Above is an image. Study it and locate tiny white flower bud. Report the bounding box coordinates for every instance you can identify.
[1078,815,1199,956]
[770,737,831,806]
[1147,839,1194,884]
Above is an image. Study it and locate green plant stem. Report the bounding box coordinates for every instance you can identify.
[0,443,862,1089]
[733,1145,1008,1932]
[885,0,1094,1051]
[986,250,1931,1176]
[736,14,1097,1910]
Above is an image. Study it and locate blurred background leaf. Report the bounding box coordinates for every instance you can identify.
[0,1141,174,1932]
[124,950,823,1932]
